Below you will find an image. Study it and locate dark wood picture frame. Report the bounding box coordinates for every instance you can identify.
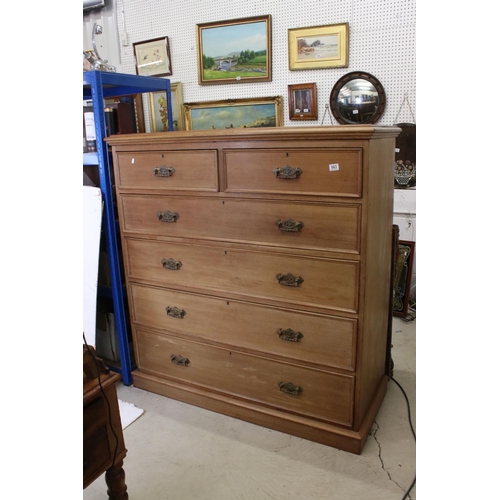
[288,82,317,120]
[133,36,172,77]
[393,240,415,317]
[102,94,145,133]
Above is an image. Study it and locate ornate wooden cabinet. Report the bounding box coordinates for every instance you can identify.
[106,126,400,454]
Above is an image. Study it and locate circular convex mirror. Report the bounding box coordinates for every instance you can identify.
[330,71,386,124]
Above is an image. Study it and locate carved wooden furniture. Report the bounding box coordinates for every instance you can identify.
[84,346,128,499]
[106,125,399,454]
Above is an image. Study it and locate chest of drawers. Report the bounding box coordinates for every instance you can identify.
[106,125,400,454]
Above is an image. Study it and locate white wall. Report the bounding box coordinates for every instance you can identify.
[84,0,416,131]
[83,0,417,306]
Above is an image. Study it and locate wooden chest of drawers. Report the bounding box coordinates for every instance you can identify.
[106,125,400,454]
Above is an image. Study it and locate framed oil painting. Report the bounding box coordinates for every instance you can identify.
[393,240,415,317]
[288,82,318,120]
[288,23,348,71]
[183,96,283,131]
[148,82,184,132]
[133,36,172,77]
[196,15,272,85]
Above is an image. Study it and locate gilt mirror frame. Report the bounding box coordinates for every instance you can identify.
[330,71,386,125]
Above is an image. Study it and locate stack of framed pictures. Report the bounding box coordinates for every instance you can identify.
[393,241,416,317]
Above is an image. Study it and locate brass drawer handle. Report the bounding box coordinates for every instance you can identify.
[278,328,304,342]
[276,273,304,287]
[275,218,304,232]
[158,210,179,222]
[170,354,190,366]
[154,166,175,177]
[278,381,302,396]
[165,306,186,319]
[273,166,303,179]
[161,258,183,270]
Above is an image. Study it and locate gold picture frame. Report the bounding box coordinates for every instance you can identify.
[133,36,172,77]
[288,23,348,71]
[196,15,272,85]
[147,82,184,132]
[288,82,318,120]
[183,96,283,131]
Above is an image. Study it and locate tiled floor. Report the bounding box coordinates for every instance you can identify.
[84,316,416,500]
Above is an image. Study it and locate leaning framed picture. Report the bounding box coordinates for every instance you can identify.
[133,36,172,77]
[196,15,272,85]
[148,82,184,132]
[183,96,283,130]
[288,23,348,71]
[393,240,415,317]
[288,83,318,120]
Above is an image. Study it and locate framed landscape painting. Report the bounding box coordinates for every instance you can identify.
[288,23,348,70]
[183,96,283,130]
[196,15,272,85]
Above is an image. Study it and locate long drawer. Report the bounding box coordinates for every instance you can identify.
[223,148,362,197]
[120,195,361,254]
[130,283,356,371]
[135,327,354,426]
[115,150,219,192]
[126,238,359,314]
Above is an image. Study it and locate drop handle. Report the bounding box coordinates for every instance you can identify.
[170,354,190,366]
[273,166,303,179]
[278,328,304,342]
[278,382,303,396]
[158,210,179,222]
[276,273,304,287]
[275,218,304,232]
[161,258,183,270]
[165,306,186,319]
[154,166,175,177]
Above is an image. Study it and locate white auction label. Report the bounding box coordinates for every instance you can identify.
[329,163,339,171]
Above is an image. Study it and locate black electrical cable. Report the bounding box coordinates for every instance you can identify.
[390,376,416,500]
[83,333,120,468]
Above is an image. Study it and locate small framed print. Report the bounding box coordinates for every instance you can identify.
[148,82,184,131]
[288,83,317,120]
[288,23,348,71]
[133,36,172,77]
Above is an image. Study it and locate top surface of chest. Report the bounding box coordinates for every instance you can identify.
[107,126,400,199]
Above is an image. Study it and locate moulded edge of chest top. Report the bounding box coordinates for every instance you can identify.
[104,125,402,148]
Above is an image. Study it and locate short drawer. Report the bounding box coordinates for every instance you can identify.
[120,195,361,254]
[135,327,354,426]
[223,148,362,197]
[126,239,359,314]
[115,150,218,191]
[130,283,356,371]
